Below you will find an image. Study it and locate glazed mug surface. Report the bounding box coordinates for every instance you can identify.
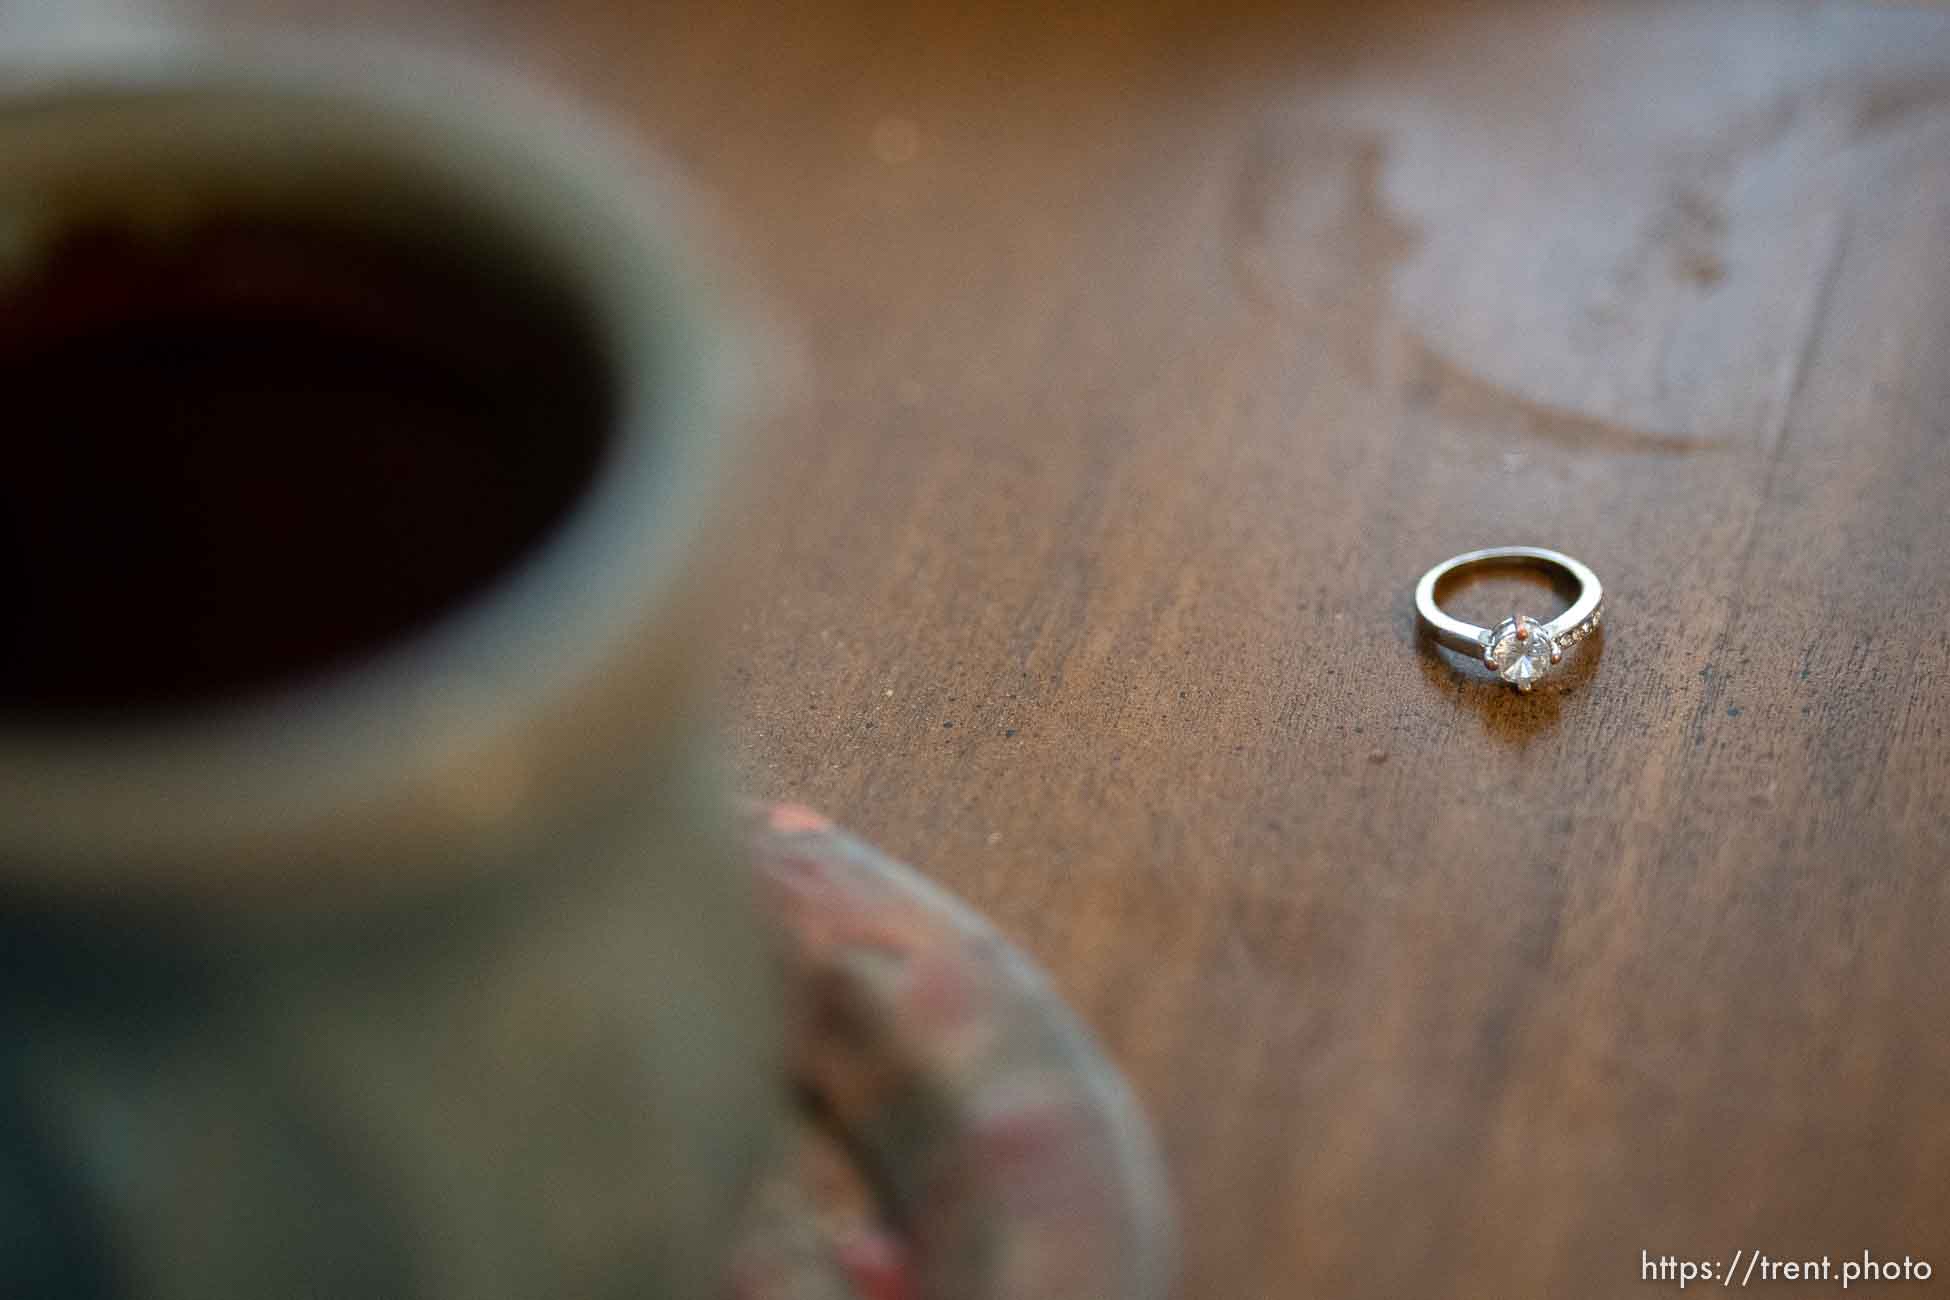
[0,40,781,1300]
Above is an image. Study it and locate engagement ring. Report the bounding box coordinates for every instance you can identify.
[1414,546,1604,692]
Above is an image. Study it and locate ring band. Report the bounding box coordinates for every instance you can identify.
[1414,547,1604,691]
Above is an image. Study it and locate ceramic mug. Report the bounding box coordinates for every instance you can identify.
[0,42,781,1299]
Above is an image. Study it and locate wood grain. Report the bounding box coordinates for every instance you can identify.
[52,1,1950,1294]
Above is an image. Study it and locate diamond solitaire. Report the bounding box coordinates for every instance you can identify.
[1484,615,1558,691]
[1413,547,1605,693]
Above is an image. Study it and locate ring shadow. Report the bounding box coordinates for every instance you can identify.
[1413,616,1605,744]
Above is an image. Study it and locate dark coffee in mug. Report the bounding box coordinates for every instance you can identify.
[0,214,615,716]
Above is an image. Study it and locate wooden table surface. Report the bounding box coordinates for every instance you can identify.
[68,0,1950,1294]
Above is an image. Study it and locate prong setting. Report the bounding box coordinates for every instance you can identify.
[1485,614,1557,691]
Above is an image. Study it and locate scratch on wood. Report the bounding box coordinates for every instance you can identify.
[1712,211,1852,677]
[1764,211,1852,461]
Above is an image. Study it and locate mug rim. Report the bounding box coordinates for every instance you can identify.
[0,41,753,902]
